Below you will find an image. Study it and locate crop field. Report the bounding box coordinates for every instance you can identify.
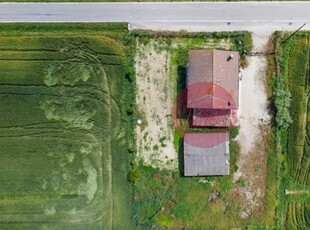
[286,35,310,186]
[276,32,310,229]
[0,24,134,229]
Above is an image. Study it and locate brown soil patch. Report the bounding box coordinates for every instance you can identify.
[135,40,177,169]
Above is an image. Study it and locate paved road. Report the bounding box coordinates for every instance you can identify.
[0,2,309,23]
[0,2,309,32]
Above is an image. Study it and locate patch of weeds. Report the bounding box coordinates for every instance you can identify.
[217,176,233,194]
[153,144,159,151]
[230,140,240,174]
[236,178,246,187]
[159,136,167,147]
[143,132,148,141]
[254,164,261,173]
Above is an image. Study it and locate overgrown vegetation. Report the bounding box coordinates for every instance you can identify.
[270,31,310,229]
[0,23,135,229]
[274,78,293,129]
[134,141,242,229]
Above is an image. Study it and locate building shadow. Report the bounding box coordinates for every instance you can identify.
[176,65,190,120]
[178,138,184,177]
[177,65,187,94]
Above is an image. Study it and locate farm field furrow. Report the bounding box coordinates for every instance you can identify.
[286,35,310,186]
[0,31,133,229]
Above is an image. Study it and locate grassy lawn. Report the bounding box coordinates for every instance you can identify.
[271,31,310,229]
[0,23,135,229]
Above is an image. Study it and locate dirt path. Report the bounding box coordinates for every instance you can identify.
[237,33,270,153]
[234,32,271,218]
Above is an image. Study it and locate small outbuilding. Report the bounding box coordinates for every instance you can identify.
[184,132,229,176]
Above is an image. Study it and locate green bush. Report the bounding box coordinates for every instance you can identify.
[274,80,292,129]
[153,144,159,151]
[157,213,174,228]
[128,168,140,183]
[230,127,239,139]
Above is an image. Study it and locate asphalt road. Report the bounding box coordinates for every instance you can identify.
[0,2,309,23]
[0,2,309,32]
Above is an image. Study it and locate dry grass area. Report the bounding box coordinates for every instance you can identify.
[135,40,177,169]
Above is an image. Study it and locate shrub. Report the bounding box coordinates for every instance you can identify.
[128,168,140,183]
[153,144,159,151]
[274,81,293,129]
[230,127,239,139]
[157,213,174,228]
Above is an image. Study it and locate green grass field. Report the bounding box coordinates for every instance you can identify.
[275,32,310,229]
[286,36,310,186]
[0,24,134,229]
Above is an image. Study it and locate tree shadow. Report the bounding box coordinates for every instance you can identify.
[267,95,276,127]
[177,65,187,94]
[176,65,190,120]
[178,138,184,177]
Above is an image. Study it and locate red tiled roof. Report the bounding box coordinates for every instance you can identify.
[184,132,228,148]
[192,109,238,127]
[187,50,239,109]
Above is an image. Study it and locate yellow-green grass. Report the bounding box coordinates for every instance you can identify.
[276,32,310,230]
[284,35,310,186]
[286,202,310,229]
[0,27,134,229]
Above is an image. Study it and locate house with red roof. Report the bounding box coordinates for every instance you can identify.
[187,49,239,127]
[184,49,239,176]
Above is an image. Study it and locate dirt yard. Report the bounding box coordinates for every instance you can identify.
[135,40,177,169]
[234,32,271,218]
